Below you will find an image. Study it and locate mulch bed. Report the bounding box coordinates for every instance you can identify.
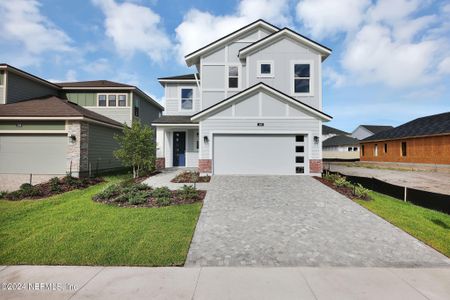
[95,190,206,208]
[171,171,211,183]
[2,177,104,201]
[314,176,358,200]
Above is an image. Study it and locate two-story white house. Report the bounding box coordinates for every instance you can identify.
[153,20,332,175]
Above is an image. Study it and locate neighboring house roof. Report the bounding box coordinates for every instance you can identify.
[184,19,279,67]
[359,125,394,134]
[323,135,359,147]
[239,28,331,59]
[56,80,133,88]
[151,115,197,125]
[322,125,349,135]
[362,112,450,142]
[0,63,60,89]
[0,96,124,128]
[191,82,332,121]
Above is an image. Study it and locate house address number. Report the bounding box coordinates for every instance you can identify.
[257,123,264,127]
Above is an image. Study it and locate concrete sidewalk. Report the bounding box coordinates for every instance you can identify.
[1,265,449,299]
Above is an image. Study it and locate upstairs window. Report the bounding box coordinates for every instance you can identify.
[108,95,116,106]
[118,95,127,106]
[98,94,107,106]
[181,88,193,110]
[293,62,312,95]
[97,94,127,107]
[228,66,239,88]
[257,61,274,77]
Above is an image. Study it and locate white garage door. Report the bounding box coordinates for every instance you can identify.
[0,134,67,174]
[213,134,307,175]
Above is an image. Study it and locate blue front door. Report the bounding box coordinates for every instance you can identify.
[173,132,186,166]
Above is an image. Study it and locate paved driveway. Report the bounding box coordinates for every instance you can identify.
[186,176,450,267]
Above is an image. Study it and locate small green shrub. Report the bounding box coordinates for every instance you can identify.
[19,183,42,197]
[0,191,7,199]
[49,177,62,192]
[354,184,371,200]
[128,190,151,205]
[95,184,122,200]
[5,191,23,201]
[63,175,78,186]
[155,197,171,206]
[134,183,150,191]
[333,175,348,187]
[152,186,171,199]
[178,185,199,200]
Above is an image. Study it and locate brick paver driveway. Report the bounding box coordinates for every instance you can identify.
[186,176,450,267]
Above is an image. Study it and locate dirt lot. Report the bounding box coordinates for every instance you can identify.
[327,163,450,195]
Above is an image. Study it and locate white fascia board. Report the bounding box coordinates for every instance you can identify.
[158,79,197,84]
[59,86,134,90]
[151,123,199,127]
[239,30,332,59]
[184,21,279,67]
[191,84,332,122]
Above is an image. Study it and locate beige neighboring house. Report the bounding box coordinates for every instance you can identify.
[0,64,163,190]
[322,135,360,161]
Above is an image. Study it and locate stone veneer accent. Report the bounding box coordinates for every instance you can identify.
[198,159,212,173]
[66,121,89,177]
[309,159,323,174]
[156,158,165,170]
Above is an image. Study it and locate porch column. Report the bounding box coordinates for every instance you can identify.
[155,127,165,170]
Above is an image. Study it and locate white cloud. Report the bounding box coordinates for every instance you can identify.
[0,0,72,66]
[323,67,346,87]
[92,0,172,63]
[295,0,450,88]
[175,0,291,62]
[438,57,450,74]
[296,0,370,38]
[82,58,111,74]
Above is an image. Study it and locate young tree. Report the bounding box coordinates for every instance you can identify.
[114,121,156,178]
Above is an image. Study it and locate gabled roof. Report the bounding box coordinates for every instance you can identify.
[362,112,450,142]
[0,96,124,128]
[359,125,394,134]
[191,82,332,121]
[322,125,349,135]
[323,135,359,147]
[239,28,331,59]
[56,80,133,88]
[0,63,60,89]
[184,19,279,67]
[152,115,197,125]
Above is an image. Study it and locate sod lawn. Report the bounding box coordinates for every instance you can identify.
[356,191,450,257]
[0,176,202,266]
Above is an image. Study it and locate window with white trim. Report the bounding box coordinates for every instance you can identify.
[293,62,312,94]
[97,94,127,107]
[228,66,239,88]
[181,88,193,110]
[257,61,274,77]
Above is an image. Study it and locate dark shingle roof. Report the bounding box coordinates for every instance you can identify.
[322,125,349,135]
[363,112,450,142]
[360,125,394,134]
[152,115,197,124]
[158,73,200,80]
[0,96,123,127]
[56,80,133,88]
[323,135,359,147]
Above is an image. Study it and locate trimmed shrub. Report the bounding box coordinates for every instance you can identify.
[49,177,62,192]
[19,183,42,197]
[95,184,122,201]
[152,186,171,199]
[178,185,199,201]
[156,197,171,207]
[354,183,371,200]
[128,190,151,205]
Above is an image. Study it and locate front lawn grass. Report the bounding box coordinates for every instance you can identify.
[356,191,450,257]
[0,175,202,266]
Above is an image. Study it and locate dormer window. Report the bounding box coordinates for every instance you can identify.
[257,61,274,77]
[292,61,313,95]
[228,65,239,89]
[180,88,193,110]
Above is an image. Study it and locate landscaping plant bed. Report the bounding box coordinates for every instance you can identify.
[314,173,371,201]
[93,182,206,208]
[1,176,104,201]
[171,171,211,183]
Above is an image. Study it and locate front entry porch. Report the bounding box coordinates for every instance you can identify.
[155,125,199,169]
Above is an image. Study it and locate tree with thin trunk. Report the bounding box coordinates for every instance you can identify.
[114,121,156,178]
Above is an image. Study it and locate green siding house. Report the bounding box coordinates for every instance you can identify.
[0,64,163,183]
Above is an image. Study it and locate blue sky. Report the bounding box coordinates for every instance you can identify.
[1,0,449,132]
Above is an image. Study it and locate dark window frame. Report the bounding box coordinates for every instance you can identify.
[401,142,407,157]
